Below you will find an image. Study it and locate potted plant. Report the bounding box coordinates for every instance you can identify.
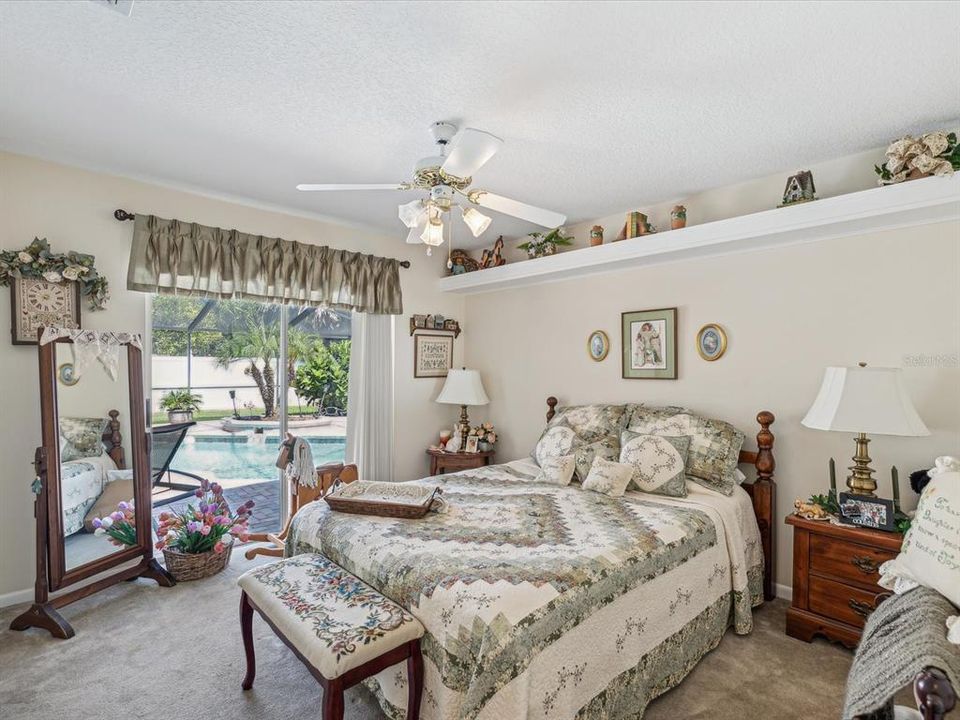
[517,227,574,259]
[154,479,252,581]
[160,389,203,423]
[470,423,498,452]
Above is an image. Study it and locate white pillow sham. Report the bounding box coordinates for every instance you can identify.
[582,457,633,498]
[533,455,576,486]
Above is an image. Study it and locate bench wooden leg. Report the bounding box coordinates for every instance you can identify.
[322,678,345,720]
[240,591,256,691]
[407,639,424,720]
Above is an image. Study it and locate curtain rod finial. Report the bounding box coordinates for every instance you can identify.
[400,260,411,269]
[114,209,135,221]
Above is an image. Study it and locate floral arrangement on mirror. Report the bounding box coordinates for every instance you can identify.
[875,131,960,185]
[470,423,498,452]
[92,500,138,548]
[517,227,574,259]
[155,479,252,580]
[0,237,110,309]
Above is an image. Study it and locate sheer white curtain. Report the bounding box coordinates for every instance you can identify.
[345,311,394,481]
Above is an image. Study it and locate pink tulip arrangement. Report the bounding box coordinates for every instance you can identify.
[155,479,252,555]
[92,500,138,548]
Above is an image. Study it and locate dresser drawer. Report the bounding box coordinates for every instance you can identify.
[809,534,897,589]
[808,575,891,629]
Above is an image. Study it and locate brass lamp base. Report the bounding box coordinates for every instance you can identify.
[846,432,877,497]
[458,404,470,450]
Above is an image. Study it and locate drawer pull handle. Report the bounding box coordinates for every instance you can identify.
[849,598,874,619]
[851,555,880,575]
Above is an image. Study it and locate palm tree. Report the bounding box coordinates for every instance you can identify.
[215,323,280,418]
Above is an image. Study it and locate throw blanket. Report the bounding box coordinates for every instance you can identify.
[843,586,960,720]
[288,459,763,719]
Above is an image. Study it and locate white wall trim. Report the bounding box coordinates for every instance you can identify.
[775,582,792,601]
[0,587,32,609]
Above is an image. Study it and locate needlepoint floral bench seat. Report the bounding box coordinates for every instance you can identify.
[238,553,425,720]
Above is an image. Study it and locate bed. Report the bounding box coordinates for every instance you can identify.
[59,410,125,537]
[287,399,776,720]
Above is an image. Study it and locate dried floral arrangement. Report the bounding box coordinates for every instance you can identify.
[469,422,497,445]
[875,131,960,185]
[0,237,110,309]
[517,227,574,259]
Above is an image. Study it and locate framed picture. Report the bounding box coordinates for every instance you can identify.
[837,492,897,532]
[465,436,479,453]
[587,330,609,362]
[696,323,727,361]
[621,308,677,379]
[10,277,81,345]
[414,333,453,378]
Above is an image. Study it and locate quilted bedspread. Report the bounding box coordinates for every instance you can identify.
[287,459,764,720]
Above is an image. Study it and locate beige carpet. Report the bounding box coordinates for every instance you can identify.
[0,554,876,720]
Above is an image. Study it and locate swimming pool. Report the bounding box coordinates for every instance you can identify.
[170,435,346,480]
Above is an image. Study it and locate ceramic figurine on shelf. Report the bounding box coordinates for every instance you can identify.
[479,236,506,269]
[590,225,604,246]
[779,170,817,206]
[448,249,481,275]
[670,205,687,230]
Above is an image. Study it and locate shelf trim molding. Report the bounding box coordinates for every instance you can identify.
[437,174,960,294]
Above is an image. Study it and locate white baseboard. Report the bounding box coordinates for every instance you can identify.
[0,587,32,609]
[775,582,792,600]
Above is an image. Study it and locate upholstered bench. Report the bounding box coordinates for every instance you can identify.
[239,553,425,720]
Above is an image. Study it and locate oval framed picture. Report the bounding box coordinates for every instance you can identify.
[58,362,79,386]
[696,324,727,361]
[587,330,610,362]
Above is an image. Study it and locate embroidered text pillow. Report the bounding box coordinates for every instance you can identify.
[619,431,690,497]
[581,457,634,498]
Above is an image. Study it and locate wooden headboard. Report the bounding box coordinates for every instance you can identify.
[545,397,776,602]
[101,409,125,469]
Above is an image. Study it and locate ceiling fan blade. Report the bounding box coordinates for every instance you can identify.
[441,129,503,178]
[469,190,566,228]
[296,183,407,191]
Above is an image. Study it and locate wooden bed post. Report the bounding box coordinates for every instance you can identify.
[102,409,124,468]
[546,397,558,423]
[752,411,776,602]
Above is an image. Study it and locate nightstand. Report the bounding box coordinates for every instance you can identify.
[427,448,494,475]
[785,514,902,648]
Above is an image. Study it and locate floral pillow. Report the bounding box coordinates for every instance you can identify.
[581,457,634,498]
[619,431,690,497]
[548,404,627,441]
[532,419,581,467]
[59,417,106,462]
[533,455,576,486]
[627,406,744,495]
[573,436,621,482]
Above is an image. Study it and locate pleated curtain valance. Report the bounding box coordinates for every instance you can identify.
[126,214,403,314]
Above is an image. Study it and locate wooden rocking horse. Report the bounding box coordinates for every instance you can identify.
[244,433,358,560]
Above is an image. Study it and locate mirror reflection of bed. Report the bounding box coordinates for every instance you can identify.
[55,342,136,572]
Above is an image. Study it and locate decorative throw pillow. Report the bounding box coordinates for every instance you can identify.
[573,436,621,482]
[82,478,134,533]
[619,431,690,497]
[880,470,960,606]
[627,406,744,495]
[59,417,106,462]
[533,455,576,486]
[548,404,627,441]
[581,457,634,498]
[532,419,581,467]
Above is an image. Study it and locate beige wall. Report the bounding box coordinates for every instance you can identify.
[0,151,465,600]
[464,220,960,593]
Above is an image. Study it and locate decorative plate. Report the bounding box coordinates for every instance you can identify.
[696,323,727,361]
[587,330,609,362]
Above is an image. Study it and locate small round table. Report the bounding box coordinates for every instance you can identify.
[426,448,495,476]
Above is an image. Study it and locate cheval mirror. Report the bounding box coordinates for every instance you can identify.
[10,329,175,639]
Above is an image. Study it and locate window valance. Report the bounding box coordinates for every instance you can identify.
[126,214,403,314]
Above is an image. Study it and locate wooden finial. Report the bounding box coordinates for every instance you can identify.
[546,396,558,423]
[755,410,775,482]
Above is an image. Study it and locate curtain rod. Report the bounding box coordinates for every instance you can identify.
[113,209,411,269]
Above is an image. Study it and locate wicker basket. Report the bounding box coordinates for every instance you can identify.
[162,539,233,582]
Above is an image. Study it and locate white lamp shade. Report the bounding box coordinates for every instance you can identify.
[436,369,489,406]
[398,199,426,229]
[801,366,929,436]
[461,206,492,237]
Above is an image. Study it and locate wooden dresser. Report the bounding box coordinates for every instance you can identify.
[785,514,902,648]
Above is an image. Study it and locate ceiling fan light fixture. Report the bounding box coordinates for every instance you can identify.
[420,214,445,247]
[398,199,426,228]
[461,206,492,237]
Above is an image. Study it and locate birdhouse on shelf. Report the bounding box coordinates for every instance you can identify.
[779,170,817,207]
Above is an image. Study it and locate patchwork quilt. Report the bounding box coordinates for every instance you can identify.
[287,459,764,720]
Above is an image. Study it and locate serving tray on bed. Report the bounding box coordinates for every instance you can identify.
[324,480,443,518]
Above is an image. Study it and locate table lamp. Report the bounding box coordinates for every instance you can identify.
[801,363,929,496]
[436,368,489,450]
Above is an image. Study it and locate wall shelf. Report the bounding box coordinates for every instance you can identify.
[437,174,960,295]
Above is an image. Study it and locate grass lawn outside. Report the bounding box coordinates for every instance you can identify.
[151,407,320,425]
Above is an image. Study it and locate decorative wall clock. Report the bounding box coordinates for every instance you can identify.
[10,277,81,345]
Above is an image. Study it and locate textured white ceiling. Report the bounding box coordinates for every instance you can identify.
[1,1,958,248]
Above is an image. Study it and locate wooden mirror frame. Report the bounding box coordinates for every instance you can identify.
[10,334,174,639]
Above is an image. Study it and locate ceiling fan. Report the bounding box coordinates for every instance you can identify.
[297,121,567,254]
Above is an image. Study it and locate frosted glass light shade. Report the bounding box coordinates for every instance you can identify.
[421,216,445,246]
[436,369,489,406]
[801,366,929,436]
[461,207,492,237]
[398,199,426,229]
